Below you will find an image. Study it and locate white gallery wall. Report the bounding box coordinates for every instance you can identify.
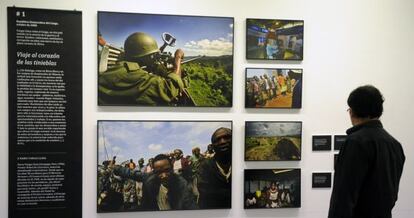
[1,0,413,217]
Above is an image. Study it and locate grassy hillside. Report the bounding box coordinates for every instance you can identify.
[182,55,233,107]
[245,136,301,161]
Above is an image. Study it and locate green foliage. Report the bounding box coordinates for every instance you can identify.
[182,55,233,107]
[245,136,301,161]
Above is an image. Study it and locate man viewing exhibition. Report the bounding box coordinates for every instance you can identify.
[328,85,405,218]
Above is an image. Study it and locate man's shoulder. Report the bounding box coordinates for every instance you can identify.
[103,61,147,73]
[345,129,376,149]
[348,123,390,141]
[346,123,404,156]
[199,158,215,167]
[171,174,188,188]
[198,158,213,172]
[144,173,158,184]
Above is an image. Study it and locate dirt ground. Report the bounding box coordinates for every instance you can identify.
[264,93,292,108]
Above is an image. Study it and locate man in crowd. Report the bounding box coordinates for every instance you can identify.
[172,149,189,175]
[114,154,197,211]
[198,127,232,209]
[127,159,136,170]
[143,158,154,174]
[267,182,280,208]
[136,158,145,173]
[189,147,203,202]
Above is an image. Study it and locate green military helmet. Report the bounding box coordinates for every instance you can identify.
[124,32,159,60]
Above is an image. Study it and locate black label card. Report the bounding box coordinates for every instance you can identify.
[334,135,347,151]
[312,172,332,188]
[312,135,332,151]
[8,7,82,218]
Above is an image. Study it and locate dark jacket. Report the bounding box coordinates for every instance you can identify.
[198,158,232,209]
[142,173,197,211]
[113,166,197,211]
[98,61,184,106]
[328,120,405,218]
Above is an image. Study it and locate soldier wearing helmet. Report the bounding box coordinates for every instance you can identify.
[98,32,186,106]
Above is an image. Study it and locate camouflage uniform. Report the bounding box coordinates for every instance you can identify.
[98,61,185,106]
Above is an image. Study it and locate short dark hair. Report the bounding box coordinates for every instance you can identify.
[347,85,384,118]
[153,154,172,166]
[211,127,232,143]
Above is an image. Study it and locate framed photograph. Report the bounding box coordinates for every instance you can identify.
[245,68,302,108]
[246,18,304,60]
[312,135,332,151]
[98,11,234,107]
[244,169,301,209]
[334,135,347,150]
[97,120,232,212]
[312,172,332,188]
[245,121,302,161]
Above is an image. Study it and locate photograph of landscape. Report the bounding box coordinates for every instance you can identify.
[245,121,302,161]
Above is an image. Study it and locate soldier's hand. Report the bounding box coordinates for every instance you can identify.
[173,49,184,77]
[174,49,184,61]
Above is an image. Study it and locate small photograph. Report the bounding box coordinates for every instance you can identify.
[98,12,233,107]
[246,18,304,60]
[244,169,301,209]
[97,121,232,212]
[312,135,332,151]
[245,68,302,108]
[245,121,302,161]
[312,172,332,188]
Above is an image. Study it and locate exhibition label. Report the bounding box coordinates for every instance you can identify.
[8,7,82,218]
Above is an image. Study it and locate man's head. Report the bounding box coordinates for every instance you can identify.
[271,182,277,190]
[152,154,173,187]
[347,85,384,125]
[173,149,183,160]
[124,32,160,65]
[211,127,232,162]
[207,144,214,153]
[192,147,201,156]
[138,158,144,166]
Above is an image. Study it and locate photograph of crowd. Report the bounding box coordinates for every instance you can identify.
[246,18,304,60]
[97,121,232,212]
[245,121,301,161]
[245,68,302,108]
[98,12,233,107]
[244,169,301,209]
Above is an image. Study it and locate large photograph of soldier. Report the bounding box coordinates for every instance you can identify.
[244,169,301,209]
[98,12,234,107]
[245,68,302,108]
[245,121,301,161]
[97,121,232,212]
[246,19,304,60]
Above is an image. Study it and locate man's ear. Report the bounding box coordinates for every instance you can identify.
[348,108,354,117]
[348,108,358,126]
